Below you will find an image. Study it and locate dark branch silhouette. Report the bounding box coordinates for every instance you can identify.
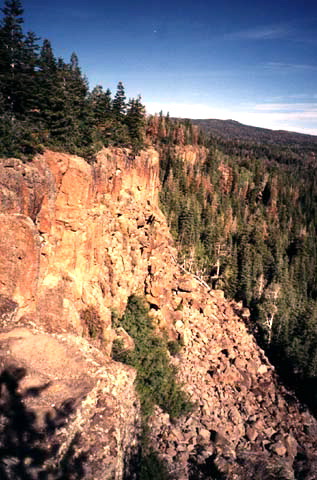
[0,366,87,479]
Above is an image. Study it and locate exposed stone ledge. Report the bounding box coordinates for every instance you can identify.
[0,327,140,479]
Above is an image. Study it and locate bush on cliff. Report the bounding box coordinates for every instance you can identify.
[80,306,103,340]
[111,295,192,419]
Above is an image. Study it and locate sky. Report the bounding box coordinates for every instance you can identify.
[18,0,317,134]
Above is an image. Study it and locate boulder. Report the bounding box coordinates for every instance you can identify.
[246,426,258,442]
[197,428,211,443]
[177,275,196,292]
[285,434,298,459]
[257,364,269,375]
[271,440,287,457]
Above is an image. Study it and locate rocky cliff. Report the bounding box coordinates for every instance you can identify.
[0,147,316,479]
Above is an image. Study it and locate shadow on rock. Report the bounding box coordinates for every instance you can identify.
[0,366,87,479]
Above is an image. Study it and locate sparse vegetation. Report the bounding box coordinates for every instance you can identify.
[80,306,103,340]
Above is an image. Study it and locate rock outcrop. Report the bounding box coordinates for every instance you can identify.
[0,147,316,479]
[0,327,139,479]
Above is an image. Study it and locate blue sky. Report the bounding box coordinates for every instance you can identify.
[20,0,317,134]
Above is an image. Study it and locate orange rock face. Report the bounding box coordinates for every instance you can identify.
[0,214,40,312]
[0,148,176,342]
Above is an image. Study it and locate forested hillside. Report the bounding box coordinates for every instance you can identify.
[159,134,317,412]
[190,118,317,147]
[2,0,317,416]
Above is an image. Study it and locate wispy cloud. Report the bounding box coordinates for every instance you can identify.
[265,62,317,71]
[224,24,292,40]
[254,103,317,112]
[267,94,317,101]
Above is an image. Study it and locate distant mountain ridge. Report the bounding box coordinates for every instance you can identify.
[187,118,317,146]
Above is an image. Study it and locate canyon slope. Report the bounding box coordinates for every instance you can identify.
[0,148,317,479]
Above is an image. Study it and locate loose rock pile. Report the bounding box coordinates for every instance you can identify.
[147,281,317,479]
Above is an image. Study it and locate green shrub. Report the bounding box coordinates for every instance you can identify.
[111,338,133,364]
[111,308,120,328]
[140,449,171,480]
[111,338,124,361]
[113,295,193,419]
[167,340,182,356]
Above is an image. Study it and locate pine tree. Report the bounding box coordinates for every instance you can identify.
[90,85,112,125]
[125,95,145,153]
[36,39,64,144]
[39,39,56,72]
[0,1,41,157]
[22,31,40,115]
[112,81,126,119]
[63,52,89,150]
[0,0,25,116]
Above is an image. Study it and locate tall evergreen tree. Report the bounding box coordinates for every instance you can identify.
[22,31,40,116]
[36,39,64,144]
[0,0,25,116]
[89,85,112,124]
[125,95,145,152]
[112,81,126,119]
[88,85,113,147]
[63,52,89,149]
[0,1,41,157]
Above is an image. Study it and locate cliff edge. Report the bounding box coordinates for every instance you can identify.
[0,148,316,479]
